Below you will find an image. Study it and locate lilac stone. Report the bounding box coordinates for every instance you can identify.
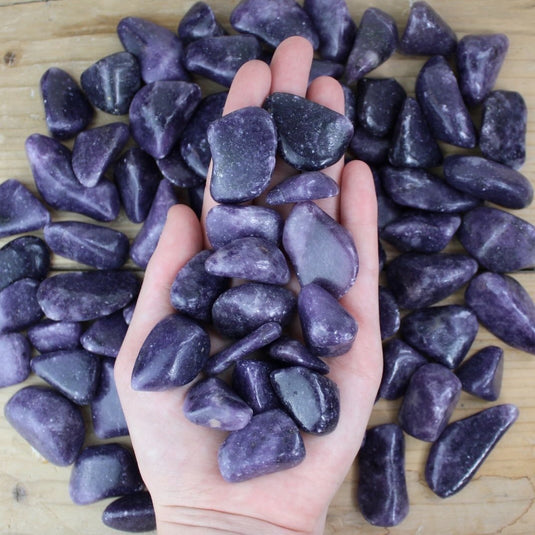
[398,363,461,442]
[268,336,329,374]
[425,404,518,497]
[211,282,296,339]
[399,1,457,56]
[178,1,226,44]
[456,346,504,401]
[344,8,398,84]
[132,314,210,390]
[264,92,353,171]
[230,0,319,49]
[30,349,101,405]
[37,270,140,322]
[298,283,357,357]
[4,385,85,466]
[379,285,400,340]
[25,134,120,222]
[480,90,527,170]
[465,272,535,355]
[44,221,129,270]
[80,52,141,115]
[183,376,253,431]
[0,278,42,334]
[443,155,533,210]
[218,408,305,482]
[457,34,509,106]
[117,17,189,83]
[27,320,82,353]
[40,67,93,140]
[283,201,358,298]
[69,443,144,505]
[208,106,277,203]
[308,59,344,82]
[102,492,156,533]
[0,333,31,387]
[357,424,409,527]
[81,311,128,358]
[349,127,390,165]
[416,56,477,148]
[265,171,339,205]
[156,145,204,188]
[0,180,50,238]
[72,122,130,187]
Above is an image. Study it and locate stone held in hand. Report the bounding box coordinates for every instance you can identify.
[268,335,330,374]
[0,333,32,388]
[102,492,156,533]
[265,171,339,206]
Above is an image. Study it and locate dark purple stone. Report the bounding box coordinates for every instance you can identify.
[156,145,204,188]
[0,180,50,238]
[379,285,400,340]
[0,333,31,387]
[25,134,120,222]
[0,278,42,334]
[44,221,129,270]
[456,345,504,401]
[69,443,143,505]
[27,320,82,353]
[465,272,535,354]
[81,311,128,358]
[342,83,357,123]
[40,67,93,140]
[298,283,357,357]
[178,1,226,44]
[372,168,403,229]
[218,408,305,482]
[30,349,101,405]
[268,336,329,374]
[72,122,130,187]
[425,404,518,497]
[357,424,409,527]
[308,59,344,82]
[349,127,390,165]
[123,301,136,325]
[416,56,476,148]
[399,363,461,441]
[80,51,141,115]
[4,385,85,466]
[102,492,156,533]
[37,270,139,322]
[265,171,339,205]
[379,239,387,271]
[183,376,253,430]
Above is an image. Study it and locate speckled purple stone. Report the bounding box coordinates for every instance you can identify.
[308,59,344,82]
[156,145,204,188]
[349,127,390,165]
[268,336,329,374]
[81,311,128,358]
[27,320,82,353]
[0,333,32,387]
[265,171,339,206]
[178,1,226,44]
[379,285,400,340]
[0,278,43,334]
[102,492,156,533]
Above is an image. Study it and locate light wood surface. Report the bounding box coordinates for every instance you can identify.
[1,1,534,533]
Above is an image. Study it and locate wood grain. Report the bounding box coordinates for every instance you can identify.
[1,1,534,534]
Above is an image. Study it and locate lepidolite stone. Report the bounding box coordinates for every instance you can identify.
[102,492,156,533]
[4,385,85,466]
[357,424,409,527]
[27,320,82,353]
[268,336,329,374]
[265,171,339,205]
[178,1,226,44]
[349,126,390,165]
[156,145,203,188]
[0,278,42,334]
[425,404,518,497]
[0,333,32,387]
[218,409,305,482]
[80,311,128,358]
[379,286,400,340]
[208,106,277,203]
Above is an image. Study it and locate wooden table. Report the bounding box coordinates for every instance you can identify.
[1,1,534,533]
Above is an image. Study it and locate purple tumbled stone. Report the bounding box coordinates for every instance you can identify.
[69,443,144,505]
[102,492,156,533]
[308,59,344,82]
[268,336,329,374]
[218,408,305,482]
[183,376,253,431]
[0,333,32,387]
[0,180,50,238]
[465,272,535,355]
[399,363,461,442]
[40,67,93,140]
[265,171,339,205]
[123,301,136,325]
[425,404,518,497]
[4,385,85,466]
[178,1,226,44]
[81,311,128,358]
[27,320,82,353]
[342,83,357,123]
[416,56,476,148]
[379,285,400,340]
[349,127,390,165]
[357,424,409,527]
[298,283,357,357]
[156,145,204,188]
[0,278,42,334]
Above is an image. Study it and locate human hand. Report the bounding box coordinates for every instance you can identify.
[114,36,382,535]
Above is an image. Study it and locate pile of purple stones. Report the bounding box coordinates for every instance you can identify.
[0,0,533,531]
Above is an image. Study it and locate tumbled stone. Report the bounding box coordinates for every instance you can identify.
[5,385,85,466]
[264,92,353,171]
[342,83,357,123]
[283,201,358,298]
[416,55,476,148]
[398,363,461,441]
[345,8,398,84]
[379,286,400,340]
[465,272,535,354]
[0,278,42,334]
[72,122,130,187]
[178,1,226,44]
[385,252,478,310]
[102,492,156,533]
[456,346,504,401]
[218,408,305,482]
[457,34,509,106]
[480,90,527,170]
[69,443,144,505]
[44,221,129,270]
[81,51,141,115]
[27,320,82,353]
[208,106,277,203]
[37,270,139,322]
[30,349,101,405]
[0,333,32,387]
[308,59,344,82]
[265,171,339,205]
[349,126,390,165]
[443,155,533,209]
[81,311,128,358]
[425,404,518,497]
[268,336,329,374]
[123,301,136,325]
[400,305,479,369]
[0,180,50,238]
[357,424,409,527]
[40,67,93,140]
[156,145,204,188]
[298,283,357,357]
